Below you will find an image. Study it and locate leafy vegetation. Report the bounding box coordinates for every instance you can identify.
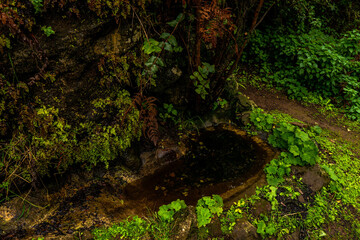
[244,2,360,120]
[1,0,360,239]
[196,194,223,228]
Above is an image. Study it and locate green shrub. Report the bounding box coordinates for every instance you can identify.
[196,195,223,228]
[93,216,148,240]
[268,122,319,166]
[245,28,360,120]
[158,199,187,222]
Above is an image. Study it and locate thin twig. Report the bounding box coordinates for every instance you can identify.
[8,189,48,209]
[130,4,149,42]
[282,211,305,217]
[253,2,275,30]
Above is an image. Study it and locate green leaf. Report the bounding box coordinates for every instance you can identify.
[167,13,184,27]
[295,130,310,142]
[145,56,157,66]
[267,175,284,186]
[196,206,212,227]
[164,42,173,52]
[266,165,278,175]
[266,223,276,235]
[312,125,323,134]
[167,35,178,46]
[257,220,266,235]
[322,165,339,181]
[170,200,183,211]
[160,32,170,39]
[142,39,161,54]
[158,205,173,222]
[289,145,300,156]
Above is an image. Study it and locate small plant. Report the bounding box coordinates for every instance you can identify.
[213,97,228,110]
[268,122,319,166]
[196,195,223,228]
[249,108,275,132]
[220,199,245,233]
[159,103,178,124]
[265,157,291,186]
[190,62,215,100]
[41,26,55,37]
[157,199,187,223]
[141,14,183,83]
[256,217,276,237]
[93,216,148,240]
[31,0,43,14]
[142,34,182,81]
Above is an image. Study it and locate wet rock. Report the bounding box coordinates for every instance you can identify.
[235,94,256,113]
[123,148,142,171]
[140,139,186,176]
[174,206,197,240]
[287,228,300,240]
[153,65,183,94]
[230,219,260,240]
[300,165,330,192]
[199,109,233,128]
[140,151,155,166]
[252,199,272,217]
[240,110,252,125]
[207,216,223,237]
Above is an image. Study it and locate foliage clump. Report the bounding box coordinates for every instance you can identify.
[244,1,360,120]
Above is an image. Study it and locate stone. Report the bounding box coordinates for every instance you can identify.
[207,216,223,237]
[174,206,197,240]
[301,165,330,192]
[252,199,272,217]
[240,111,252,125]
[287,228,300,240]
[123,148,142,171]
[235,93,256,113]
[230,219,260,240]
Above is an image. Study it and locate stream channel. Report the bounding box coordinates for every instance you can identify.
[0,124,276,239]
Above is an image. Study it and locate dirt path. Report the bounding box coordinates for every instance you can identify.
[242,86,360,144]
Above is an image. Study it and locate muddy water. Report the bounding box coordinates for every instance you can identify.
[125,125,275,208]
[0,124,276,239]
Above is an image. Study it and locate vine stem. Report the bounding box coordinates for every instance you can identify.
[131,4,149,42]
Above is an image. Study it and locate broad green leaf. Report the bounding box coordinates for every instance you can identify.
[289,145,300,156]
[167,13,184,27]
[196,206,212,227]
[160,32,170,39]
[266,165,278,175]
[267,175,284,186]
[295,130,310,142]
[257,220,266,235]
[167,35,178,46]
[266,223,276,235]
[322,165,339,181]
[164,42,173,52]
